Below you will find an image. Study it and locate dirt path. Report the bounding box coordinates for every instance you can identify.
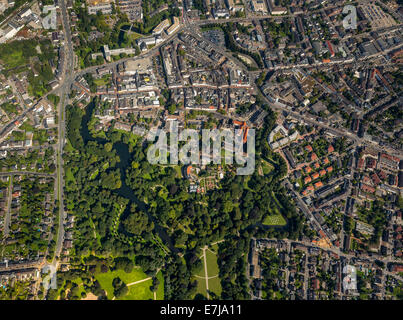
[202,246,209,299]
[126,277,152,287]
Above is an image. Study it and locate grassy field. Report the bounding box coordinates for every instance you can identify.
[155,271,164,300]
[0,47,26,69]
[65,167,76,184]
[194,261,205,278]
[93,75,111,86]
[193,245,222,298]
[195,275,207,296]
[263,214,287,226]
[129,32,143,41]
[207,276,222,296]
[121,278,154,300]
[72,278,86,297]
[261,159,274,175]
[121,270,164,300]
[57,269,164,300]
[205,249,219,276]
[95,268,150,299]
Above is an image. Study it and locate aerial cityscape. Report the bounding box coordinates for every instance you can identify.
[0,0,402,304]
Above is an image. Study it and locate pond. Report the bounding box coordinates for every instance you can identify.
[80,100,176,252]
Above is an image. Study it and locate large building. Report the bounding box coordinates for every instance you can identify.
[166,16,180,35]
[379,153,400,172]
[103,45,137,62]
[251,0,267,13]
[225,0,244,12]
[152,18,170,35]
[267,0,287,15]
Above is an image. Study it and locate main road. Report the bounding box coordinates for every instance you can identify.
[51,0,74,266]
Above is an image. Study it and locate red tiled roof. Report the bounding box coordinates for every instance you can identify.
[380,153,400,164]
[314,181,323,189]
[304,176,312,184]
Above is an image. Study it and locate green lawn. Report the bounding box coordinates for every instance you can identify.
[263,214,287,226]
[0,46,29,69]
[205,249,221,296]
[93,75,111,86]
[95,268,149,299]
[195,276,207,298]
[193,247,222,298]
[129,32,143,41]
[65,167,76,184]
[64,139,75,153]
[120,271,164,300]
[207,276,222,296]
[194,262,205,278]
[121,278,154,300]
[205,249,219,276]
[72,278,86,297]
[261,159,274,174]
[155,271,164,300]
[95,268,164,300]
